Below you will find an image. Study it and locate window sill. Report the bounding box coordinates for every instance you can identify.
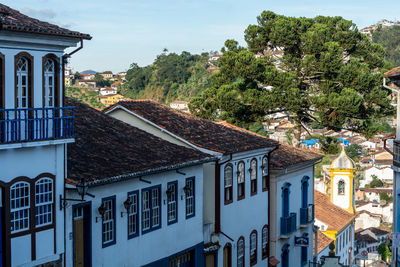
[237,195,245,201]
[224,199,233,205]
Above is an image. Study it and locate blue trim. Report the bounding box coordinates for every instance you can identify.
[142,242,204,267]
[281,244,289,267]
[185,176,195,219]
[301,176,309,209]
[141,185,162,235]
[282,183,291,218]
[72,201,92,267]
[167,181,178,225]
[127,190,139,239]
[101,195,116,248]
[301,246,307,266]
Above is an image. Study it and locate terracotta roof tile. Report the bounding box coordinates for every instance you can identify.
[384,66,400,77]
[104,100,278,154]
[315,231,334,254]
[0,4,91,39]
[314,190,355,231]
[66,98,215,185]
[270,143,323,169]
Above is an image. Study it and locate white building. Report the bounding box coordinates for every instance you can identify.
[99,87,117,96]
[360,166,393,188]
[0,4,90,267]
[355,211,382,229]
[269,144,322,267]
[354,227,389,266]
[64,98,215,266]
[357,201,393,224]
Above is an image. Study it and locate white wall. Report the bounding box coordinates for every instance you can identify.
[334,224,354,265]
[331,174,350,210]
[65,165,204,267]
[355,213,381,229]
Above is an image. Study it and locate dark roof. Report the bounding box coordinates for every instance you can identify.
[355,232,378,243]
[367,227,389,236]
[270,143,323,169]
[315,190,355,231]
[104,100,278,154]
[0,4,91,40]
[66,98,215,186]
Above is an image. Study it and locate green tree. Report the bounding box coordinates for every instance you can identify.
[369,175,383,188]
[345,144,362,160]
[372,25,400,66]
[94,73,110,87]
[319,136,340,155]
[190,12,394,138]
[380,192,393,202]
[377,243,391,262]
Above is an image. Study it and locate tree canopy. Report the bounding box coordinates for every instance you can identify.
[373,25,400,67]
[190,11,394,137]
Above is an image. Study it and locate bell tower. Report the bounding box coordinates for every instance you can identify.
[328,148,356,214]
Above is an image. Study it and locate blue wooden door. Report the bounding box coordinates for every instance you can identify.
[302,182,308,208]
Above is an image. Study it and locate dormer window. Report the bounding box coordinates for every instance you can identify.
[44,58,55,107]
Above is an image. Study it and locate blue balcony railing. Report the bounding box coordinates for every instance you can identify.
[300,204,314,225]
[280,212,296,236]
[0,107,74,144]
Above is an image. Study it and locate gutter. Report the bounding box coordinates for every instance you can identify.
[72,156,217,188]
[62,38,84,64]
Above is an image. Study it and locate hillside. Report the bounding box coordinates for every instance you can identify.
[120,51,213,104]
[66,87,105,109]
[372,25,400,66]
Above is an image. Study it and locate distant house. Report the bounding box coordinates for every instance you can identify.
[81,73,95,80]
[355,210,382,229]
[117,72,127,81]
[360,140,377,150]
[77,79,97,89]
[357,200,393,224]
[360,166,393,188]
[99,87,117,96]
[99,93,124,106]
[111,80,122,89]
[100,71,113,80]
[208,54,222,63]
[372,150,393,167]
[169,100,189,113]
[354,227,389,265]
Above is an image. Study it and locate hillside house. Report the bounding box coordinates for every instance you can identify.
[355,211,382,230]
[360,166,393,188]
[0,4,91,267]
[99,93,124,106]
[77,79,96,89]
[100,71,113,80]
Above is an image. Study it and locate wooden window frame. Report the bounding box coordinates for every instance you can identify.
[262,156,269,192]
[42,54,60,108]
[250,230,258,266]
[237,236,245,267]
[223,242,232,267]
[14,52,34,109]
[224,164,233,205]
[237,161,245,201]
[262,225,269,259]
[250,158,257,196]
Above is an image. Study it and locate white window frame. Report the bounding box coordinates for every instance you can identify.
[185,178,194,217]
[152,188,160,227]
[10,182,30,233]
[102,198,114,244]
[128,192,138,236]
[262,226,268,257]
[167,183,177,223]
[250,231,257,264]
[16,57,29,108]
[224,165,233,202]
[238,238,244,267]
[44,58,55,107]
[142,191,151,231]
[35,178,53,227]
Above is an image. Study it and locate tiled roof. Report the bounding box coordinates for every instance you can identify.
[384,66,400,78]
[314,190,355,232]
[66,98,215,186]
[367,227,389,236]
[270,143,323,169]
[355,231,378,243]
[315,231,334,254]
[0,4,91,40]
[104,100,278,154]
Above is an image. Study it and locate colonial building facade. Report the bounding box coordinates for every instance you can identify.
[0,4,90,267]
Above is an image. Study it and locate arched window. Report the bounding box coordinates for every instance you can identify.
[43,58,55,107]
[250,158,257,195]
[10,182,30,233]
[237,161,245,200]
[224,164,233,204]
[262,225,268,259]
[223,243,232,267]
[35,178,53,226]
[301,176,309,208]
[237,237,245,267]
[262,156,268,191]
[250,230,257,265]
[15,56,29,108]
[338,180,345,195]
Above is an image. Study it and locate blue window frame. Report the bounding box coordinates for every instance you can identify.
[282,183,291,217]
[142,185,161,234]
[167,181,178,225]
[301,176,309,209]
[127,190,139,239]
[185,177,195,219]
[101,195,116,248]
[301,246,307,266]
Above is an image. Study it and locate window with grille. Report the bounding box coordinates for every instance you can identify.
[44,58,55,107]
[10,182,30,233]
[101,196,116,247]
[185,177,195,218]
[224,164,233,204]
[167,182,177,224]
[237,237,244,267]
[127,191,139,238]
[142,186,161,234]
[262,156,268,191]
[16,56,29,108]
[237,161,245,200]
[250,158,257,195]
[35,178,53,227]
[250,231,257,265]
[262,225,268,259]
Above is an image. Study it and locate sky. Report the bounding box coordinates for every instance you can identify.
[3,0,400,73]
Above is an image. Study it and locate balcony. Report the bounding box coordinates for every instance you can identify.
[0,107,74,148]
[280,212,296,238]
[300,204,314,226]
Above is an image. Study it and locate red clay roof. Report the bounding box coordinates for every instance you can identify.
[384,66,400,78]
[104,100,278,154]
[270,143,323,169]
[0,4,91,40]
[66,98,215,185]
[314,190,355,232]
[315,231,334,254]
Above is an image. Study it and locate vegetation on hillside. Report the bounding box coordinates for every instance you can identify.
[66,87,105,109]
[121,51,213,103]
[373,25,400,66]
[190,11,394,139]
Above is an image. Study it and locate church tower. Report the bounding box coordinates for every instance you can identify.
[328,148,356,214]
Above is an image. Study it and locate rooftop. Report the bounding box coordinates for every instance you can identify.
[384,66,400,78]
[66,98,215,186]
[104,100,278,155]
[315,230,334,254]
[270,143,323,169]
[314,190,355,232]
[330,149,356,170]
[0,4,91,40]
